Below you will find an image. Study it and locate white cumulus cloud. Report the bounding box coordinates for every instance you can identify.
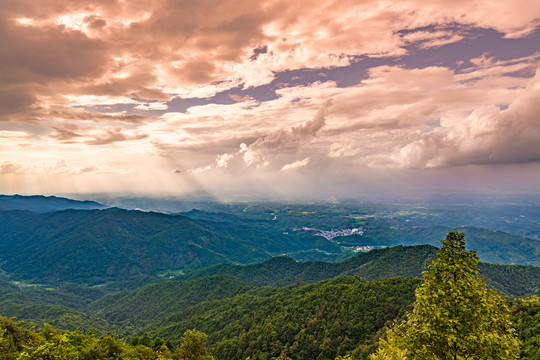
[393,66,540,168]
[281,158,310,171]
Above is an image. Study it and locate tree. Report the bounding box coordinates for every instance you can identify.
[176,329,214,360]
[0,317,35,360]
[371,230,520,360]
[509,296,540,360]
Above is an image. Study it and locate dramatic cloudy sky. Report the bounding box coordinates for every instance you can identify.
[1,0,540,199]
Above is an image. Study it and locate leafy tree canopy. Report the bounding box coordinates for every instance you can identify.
[371,230,520,360]
[177,329,214,360]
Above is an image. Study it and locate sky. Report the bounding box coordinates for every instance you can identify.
[1,0,540,200]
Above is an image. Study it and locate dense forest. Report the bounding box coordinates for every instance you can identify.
[1,200,539,290]
[181,245,540,296]
[1,197,539,359]
[2,279,539,359]
[0,316,215,360]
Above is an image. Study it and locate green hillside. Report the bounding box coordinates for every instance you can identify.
[0,194,107,212]
[1,199,539,359]
[2,291,539,360]
[0,248,539,359]
[370,225,540,265]
[1,206,538,290]
[0,316,179,359]
[330,225,540,266]
[2,277,539,360]
[1,240,538,338]
[147,276,420,359]
[181,204,540,266]
[0,281,111,333]
[62,245,538,354]
[0,209,295,285]
[85,275,253,336]
[182,245,540,296]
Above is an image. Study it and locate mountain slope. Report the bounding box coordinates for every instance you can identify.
[0,194,107,212]
[181,207,540,266]
[331,224,540,266]
[85,275,253,335]
[182,245,540,296]
[1,276,538,360]
[1,206,538,287]
[0,209,291,285]
[146,276,421,360]
[73,245,538,343]
[0,281,111,333]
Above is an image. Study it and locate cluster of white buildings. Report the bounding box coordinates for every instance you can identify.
[348,245,381,252]
[296,227,365,241]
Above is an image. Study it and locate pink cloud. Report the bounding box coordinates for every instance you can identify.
[394,67,540,167]
[2,0,540,196]
[281,158,310,171]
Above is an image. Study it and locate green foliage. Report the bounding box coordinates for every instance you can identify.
[0,317,35,359]
[1,269,537,360]
[0,316,182,359]
[477,263,540,297]
[183,245,540,297]
[368,328,406,360]
[148,276,420,360]
[372,230,520,360]
[177,329,214,360]
[509,296,540,360]
[364,225,540,267]
[0,243,537,359]
[0,303,112,334]
[86,275,252,336]
[1,198,539,360]
[0,209,294,285]
[1,201,539,289]
[181,202,540,266]
[0,282,112,334]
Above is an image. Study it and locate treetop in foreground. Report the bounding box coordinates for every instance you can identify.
[371,230,520,360]
[0,316,214,360]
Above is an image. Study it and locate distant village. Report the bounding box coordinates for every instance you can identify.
[290,226,384,252]
[293,226,364,240]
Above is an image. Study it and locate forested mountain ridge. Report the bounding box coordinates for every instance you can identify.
[0,251,539,359]
[182,245,540,296]
[1,199,539,289]
[181,245,436,287]
[85,275,254,335]
[2,206,538,294]
[182,206,540,266]
[74,246,539,354]
[0,280,112,333]
[2,244,538,341]
[0,208,295,285]
[0,194,107,212]
[147,276,421,359]
[2,288,539,360]
[1,198,539,358]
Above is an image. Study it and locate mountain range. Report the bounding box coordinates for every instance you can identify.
[0,208,297,285]
[0,195,539,360]
[1,194,539,288]
[0,194,107,212]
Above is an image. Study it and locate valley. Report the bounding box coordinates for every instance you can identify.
[0,194,539,359]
